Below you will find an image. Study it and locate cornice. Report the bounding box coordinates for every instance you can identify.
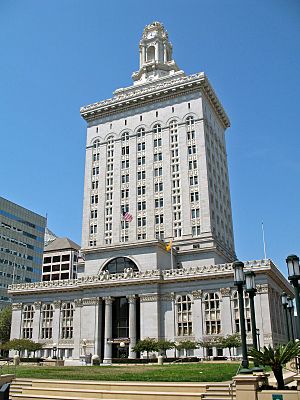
[8,259,291,297]
[80,72,230,129]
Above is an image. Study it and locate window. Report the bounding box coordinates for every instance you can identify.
[176,295,192,336]
[137,142,145,151]
[192,225,201,236]
[92,181,99,189]
[188,145,197,155]
[61,303,74,339]
[155,198,164,208]
[92,167,99,176]
[154,153,162,162]
[137,186,146,196]
[91,195,98,204]
[154,167,163,177]
[153,124,162,134]
[190,192,199,202]
[204,292,221,335]
[22,305,34,339]
[137,201,146,211]
[155,214,164,224]
[155,182,163,192]
[233,291,251,333]
[137,217,146,227]
[190,176,198,186]
[137,156,145,166]
[93,139,100,148]
[137,127,145,138]
[103,257,139,274]
[189,160,197,170]
[121,189,129,199]
[122,174,129,183]
[191,209,200,219]
[121,160,129,169]
[186,115,195,127]
[41,304,54,339]
[122,146,129,155]
[154,138,162,147]
[137,233,147,240]
[137,171,146,180]
[121,132,129,141]
[90,225,97,234]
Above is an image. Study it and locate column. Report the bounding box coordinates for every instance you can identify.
[73,298,82,359]
[127,295,137,358]
[11,303,23,340]
[32,302,42,342]
[103,296,114,364]
[95,298,103,359]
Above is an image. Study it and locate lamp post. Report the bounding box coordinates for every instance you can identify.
[233,261,252,374]
[245,271,262,372]
[286,255,300,339]
[256,329,261,351]
[52,343,57,359]
[281,292,291,341]
[287,297,295,341]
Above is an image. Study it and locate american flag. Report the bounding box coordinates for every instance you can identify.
[122,211,133,222]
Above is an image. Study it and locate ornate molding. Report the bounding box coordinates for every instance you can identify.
[103,296,114,305]
[12,303,22,311]
[34,301,42,310]
[191,290,202,299]
[126,295,136,304]
[74,299,83,308]
[82,297,100,306]
[257,284,269,294]
[139,294,159,303]
[53,300,61,309]
[220,287,231,297]
[160,293,175,301]
[58,339,74,345]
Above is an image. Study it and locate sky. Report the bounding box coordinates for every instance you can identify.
[1,0,299,275]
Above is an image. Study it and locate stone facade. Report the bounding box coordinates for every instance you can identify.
[8,22,293,362]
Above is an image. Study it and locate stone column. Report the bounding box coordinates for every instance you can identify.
[32,302,42,342]
[127,295,137,358]
[103,296,114,364]
[73,298,82,360]
[11,303,23,341]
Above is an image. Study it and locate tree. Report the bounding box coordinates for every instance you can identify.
[1,339,41,356]
[132,338,158,359]
[0,306,12,343]
[198,337,219,358]
[219,334,241,358]
[249,341,300,389]
[176,340,198,357]
[156,339,175,356]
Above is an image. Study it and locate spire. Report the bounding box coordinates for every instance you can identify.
[132,22,181,84]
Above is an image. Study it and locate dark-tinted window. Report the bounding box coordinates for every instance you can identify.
[103,257,138,274]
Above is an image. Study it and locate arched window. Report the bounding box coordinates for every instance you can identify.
[93,139,100,148]
[61,303,74,339]
[103,257,139,274]
[153,124,162,134]
[186,116,195,127]
[22,304,34,339]
[204,292,221,334]
[186,116,195,141]
[137,127,145,138]
[233,291,251,333]
[176,295,193,336]
[41,304,54,339]
[147,46,155,62]
[169,120,178,143]
[121,132,129,142]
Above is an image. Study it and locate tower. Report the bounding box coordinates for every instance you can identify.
[80,22,236,276]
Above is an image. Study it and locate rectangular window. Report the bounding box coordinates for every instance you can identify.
[137,217,146,227]
[121,160,130,169]
[137,156,145,166]
[137,171,146,180]
[122,146,129,155]
[137,186,146,196]
[192,225,201,236]
[190,192,199,202]
[154,138,162,147]
[155,214,164,224]
[155,198,164,208]
[92,167,99,176]
[188,160,197,170]
[189,176,198,186]
[155,182,163,192]
[90,210,98,219]
[121,189,129,199]
[137,201,146,211]
[137,142,145,151]
[153,153,162,162]
[188,145,197,155]
[191,209,200,219]
[154,167,163,177]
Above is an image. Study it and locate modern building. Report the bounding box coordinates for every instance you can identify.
[42,237,80,282]
[0,196,46,309]
[9,22,292,362]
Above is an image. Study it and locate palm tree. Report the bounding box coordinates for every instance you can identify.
[249,341,300,389]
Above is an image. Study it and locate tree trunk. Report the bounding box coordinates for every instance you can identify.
[273,366,285,390]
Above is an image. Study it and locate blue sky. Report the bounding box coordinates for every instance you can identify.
[1,0,299,274]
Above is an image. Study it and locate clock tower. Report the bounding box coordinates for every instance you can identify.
[132,21,182,84]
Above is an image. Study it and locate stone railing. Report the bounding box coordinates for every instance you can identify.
[8,259,273,293]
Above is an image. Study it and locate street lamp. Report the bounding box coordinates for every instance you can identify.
[233,261,252,374]
[287,297,295,341]
[286,255,300,339]
[256,329,261,351]
[52,343,57,359]
[245,271,262,372]
[281,292,291,341]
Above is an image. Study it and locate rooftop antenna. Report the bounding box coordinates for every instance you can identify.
[261,221,267,260]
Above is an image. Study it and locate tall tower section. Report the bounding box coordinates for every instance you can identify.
[80,22,236,275]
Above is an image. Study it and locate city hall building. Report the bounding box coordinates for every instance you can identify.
[9,22,292,363]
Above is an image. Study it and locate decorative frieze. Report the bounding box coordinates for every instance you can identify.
[12,303,22,311]
[257,284,269,294]
[220,287,231,297]
[74,299,83,308]
[82,297,101,306]
[191,290,202,299]
[53,301,61,309]
[139,294,159,303]
[34,301,42,310]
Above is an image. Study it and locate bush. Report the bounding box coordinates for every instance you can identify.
[20,357,44,363]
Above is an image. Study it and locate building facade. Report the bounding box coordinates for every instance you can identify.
[42,237,80,282]
[0,197,46,309]
[9,22,292,362]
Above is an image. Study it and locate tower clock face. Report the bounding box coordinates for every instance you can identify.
[147,31,155,39]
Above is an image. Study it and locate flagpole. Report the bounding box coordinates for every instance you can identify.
[262,221,267,260]
[171,244,174,270]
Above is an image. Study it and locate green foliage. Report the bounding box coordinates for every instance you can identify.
[156,340,175,355]
[219,334,241,356]
[1,338,42,355]
[176,340,198,357]
[249,341,300,389]
[132,338,158,358]
[0,306,12,343]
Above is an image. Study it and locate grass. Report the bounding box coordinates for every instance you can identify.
[1,362,240,382]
